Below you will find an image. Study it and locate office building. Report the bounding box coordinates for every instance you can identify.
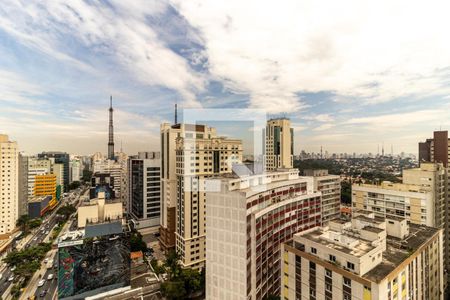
[128,152,161,228]
[27,157,52,197]
[281,214,444,300]
[38,151,69,190]
[34,174,57,208]
[264,118,294,171]
[0,134,19,235]
[304,169,341,223]
[206,169,322,300]
[419,130,449,167]
[77,192,123,228]
[175,124,242,269]
[93,159,125,200]
[69,158,82,183]
[159,122,181,251]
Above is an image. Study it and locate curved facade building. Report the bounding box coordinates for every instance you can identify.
[206,169,322,300]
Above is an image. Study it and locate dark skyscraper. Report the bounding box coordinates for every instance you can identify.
[108,96,115,160]
[419,131,449,167]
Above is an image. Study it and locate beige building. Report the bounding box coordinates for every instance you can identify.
[305,169,341,224]
[352,163,446,228]
[281,214,444,300]
[206,169,322,300]
[77,192,122,228]
[264,118,293,171]
[0,134,19,235]
[175,124,243,269]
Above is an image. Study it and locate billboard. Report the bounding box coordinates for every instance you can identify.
[58,232,130,299]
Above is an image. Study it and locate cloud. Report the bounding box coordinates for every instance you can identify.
[313,124,334,131]
[0,0,204,107]
[172,0,450,112]
[0,70,46,104]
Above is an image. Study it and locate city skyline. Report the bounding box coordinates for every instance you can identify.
[1,1,450,155]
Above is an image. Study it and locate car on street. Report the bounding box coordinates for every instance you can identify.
[8,275,14,282]
[39,290,47,297]
[32,237,38,241]
[47,274,54,280]
[37,279,45,287]
[10,266,16,271]
[43,258,48,264]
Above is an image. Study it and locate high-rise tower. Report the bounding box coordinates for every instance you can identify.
[108,96,115,160]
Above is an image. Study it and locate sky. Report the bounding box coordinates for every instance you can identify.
[1,0,450,156]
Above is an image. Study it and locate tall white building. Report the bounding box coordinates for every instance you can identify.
[69,158,82,183]
[27,157,51,198]
[128,152,161,228]
[206,169,322,300]
[264,118,294,171]
[0,134,19,235]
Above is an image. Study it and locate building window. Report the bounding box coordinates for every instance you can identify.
[311,247,317,254]
[325,269,332,278]
[343,277,351,287]
[346,262,355,270]
[329,255,336,262]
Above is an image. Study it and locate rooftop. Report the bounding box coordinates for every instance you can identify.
[363,223,439,282]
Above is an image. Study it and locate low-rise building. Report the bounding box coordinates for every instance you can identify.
[28,195,51,218]
[77,192,123,228]
[34,174,57,208]
[281,214,444,300]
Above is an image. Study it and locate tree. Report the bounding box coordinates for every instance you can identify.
[16,215,30,233]
[82,170,93,183]
[56,204,76,220]
[181,268,202,295]
[68,181,81,191]
[130,232,147,252]
[160,281,186,300]
[28,218,42,230]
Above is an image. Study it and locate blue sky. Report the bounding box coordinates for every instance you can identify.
[0,0,450,155]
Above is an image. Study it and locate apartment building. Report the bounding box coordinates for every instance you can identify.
[264,118,294,171]
[352,163,446,228]
[128,152,161,228]
[206,169,322,300]
[0,134,19,235]
[281,214,444,300]
[304,169,341,224]
[175,124,242,269]
[419,130,450,167]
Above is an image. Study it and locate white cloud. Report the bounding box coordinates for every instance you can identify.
[0,1,204,107]
[313,124,334,131]
[172,0,450,112]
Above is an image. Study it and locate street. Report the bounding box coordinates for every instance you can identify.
[0,187,87,300]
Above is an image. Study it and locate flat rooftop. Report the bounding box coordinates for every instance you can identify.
[299,228,375,258]
[363,223,439,282]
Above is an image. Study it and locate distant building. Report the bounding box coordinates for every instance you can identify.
[206,169,322,300]
[304,169,341,223]
[69,158,82,183]
[93,159,125,201]
[281,214,444,300]
[28,195,51,218]
[0,134,19,235]
[128,152,161,229]
[264,118,294,171]
[38,152,70,190]
[77,192,123,228]
[419,130,449,167]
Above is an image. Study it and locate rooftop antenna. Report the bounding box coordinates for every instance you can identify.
[174,103,178,124]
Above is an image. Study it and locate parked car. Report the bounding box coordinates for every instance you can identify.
[8,275,14,282]
[39,290,47,297]
[47,273,54,280]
